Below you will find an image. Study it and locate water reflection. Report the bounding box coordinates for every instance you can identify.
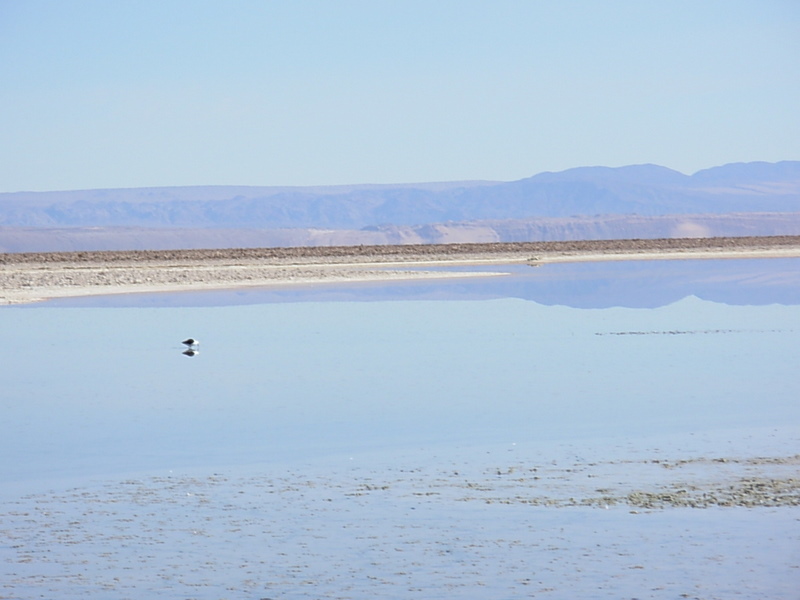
[181,338,200,356]
[2,256,799,493]
[35,257,800,309]
[2,257,798,600]
[2,294,798,489]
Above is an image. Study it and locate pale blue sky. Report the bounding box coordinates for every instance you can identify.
[1,0,799,192]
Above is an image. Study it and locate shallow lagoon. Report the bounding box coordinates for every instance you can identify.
[1,258,799,598]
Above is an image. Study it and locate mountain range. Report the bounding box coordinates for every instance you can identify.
[1,161,799,252]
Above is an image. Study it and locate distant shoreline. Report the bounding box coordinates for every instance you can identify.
[2,236,800,305]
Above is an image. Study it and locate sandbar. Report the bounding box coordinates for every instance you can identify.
[2,236,800,305]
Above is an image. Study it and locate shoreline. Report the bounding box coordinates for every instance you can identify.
[3,236,800,305]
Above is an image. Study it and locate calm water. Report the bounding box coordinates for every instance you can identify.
[38,256,800,308]
[1,258,798,493]
[2,257,800,600]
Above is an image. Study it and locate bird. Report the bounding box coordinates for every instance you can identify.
[182,338,199,348]
[182,349,199,357]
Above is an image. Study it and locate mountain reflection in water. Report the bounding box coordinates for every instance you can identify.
[37,257,800,309]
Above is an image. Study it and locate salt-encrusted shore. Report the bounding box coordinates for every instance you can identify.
[2,236,800,305]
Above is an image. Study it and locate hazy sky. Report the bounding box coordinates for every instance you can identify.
[1,0,799,192]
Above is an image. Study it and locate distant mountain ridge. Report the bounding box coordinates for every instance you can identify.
[1,161,798,252]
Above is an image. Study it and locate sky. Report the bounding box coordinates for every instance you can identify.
[1,0,799,192]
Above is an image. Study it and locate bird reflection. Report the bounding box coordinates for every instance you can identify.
[181,338,200,357]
